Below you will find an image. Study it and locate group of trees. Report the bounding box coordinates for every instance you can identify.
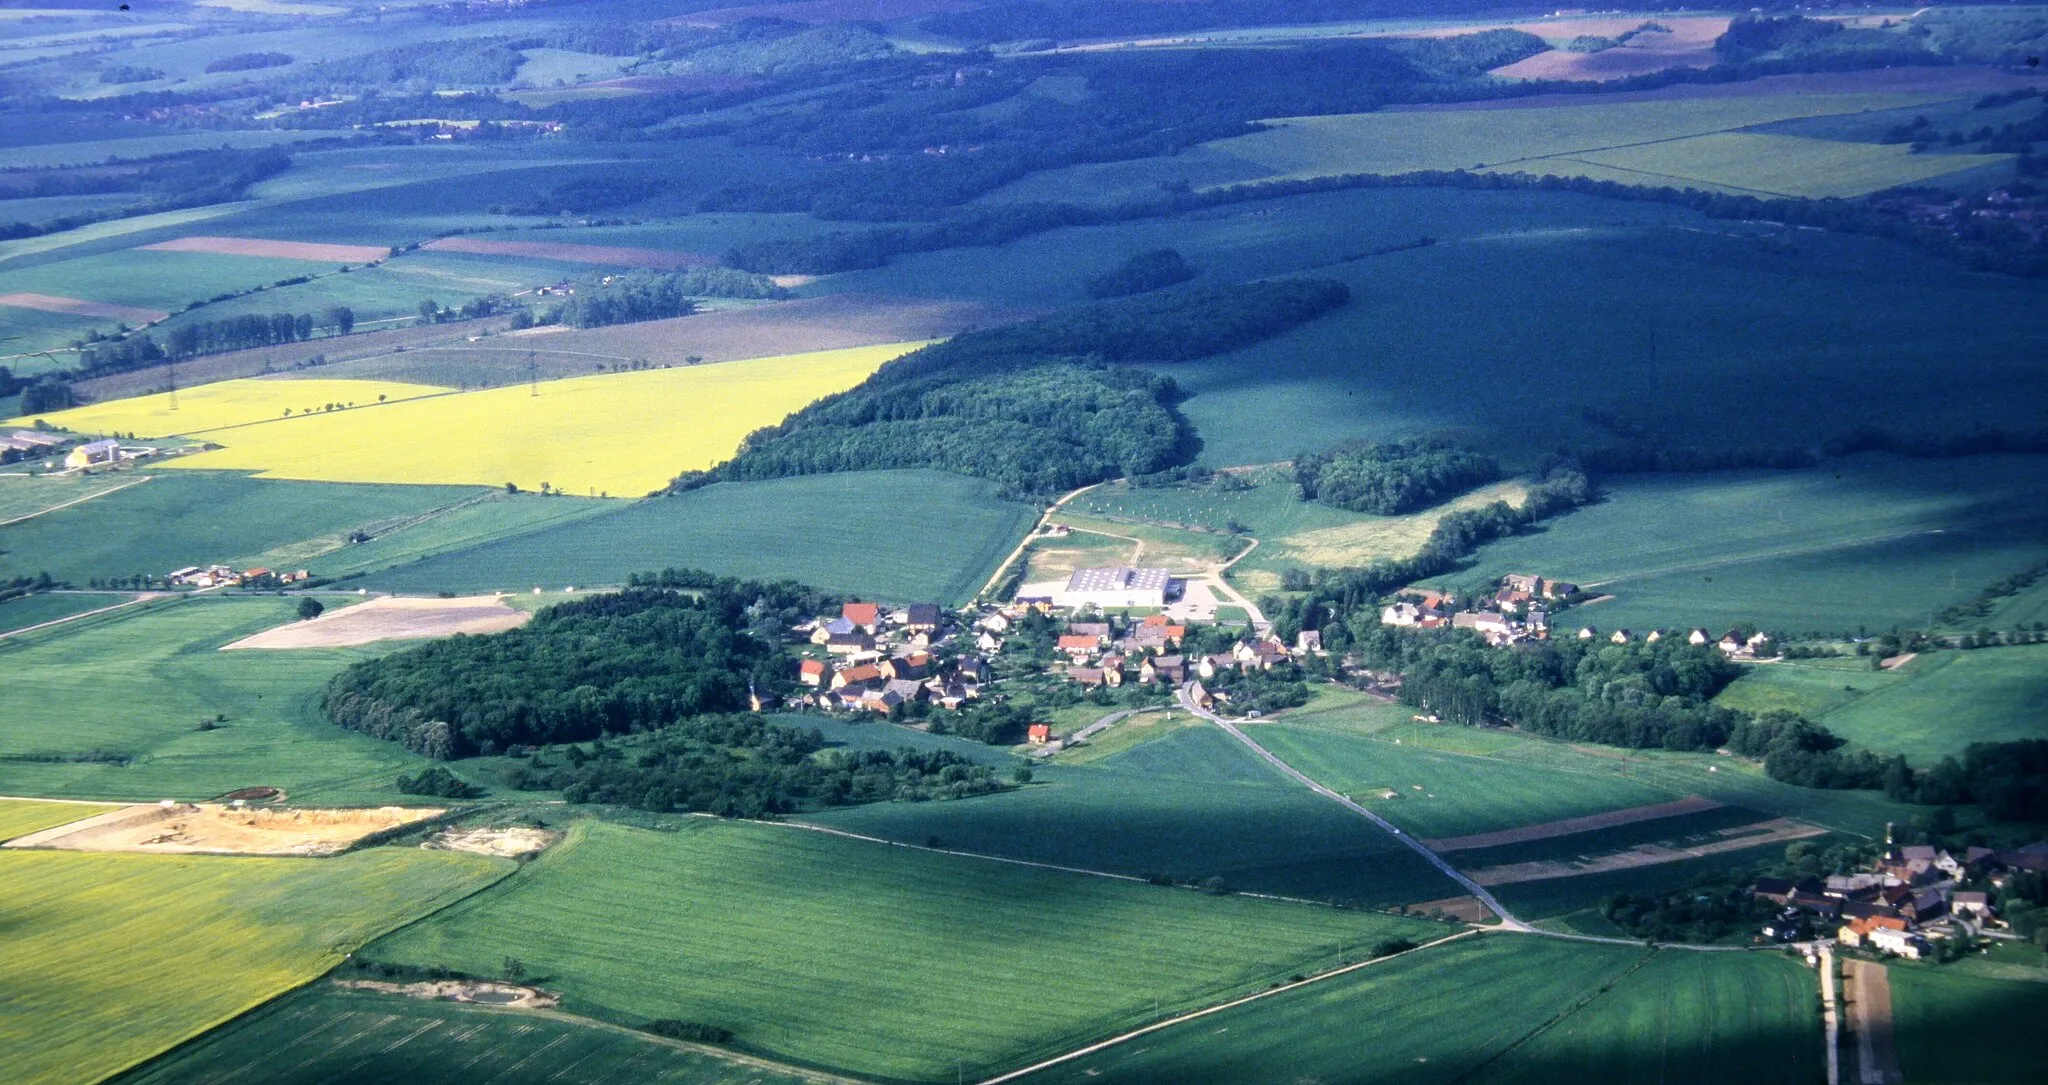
[323,577,835,759]
[1293,437,1500,515]
[559,268,784,329]
[0,147,291,242]
[75,306,357,373]
[1084,248,1198,299]
[505,714,1010,817]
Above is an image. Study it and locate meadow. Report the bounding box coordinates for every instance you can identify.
[1438,454,2048,636]
[0,471,485,584]
[1807,645,2048,764]
[0,248,341,314]
[0,597,453,803]
[116,985,822,1085]
[159,343,917,496]
[807,723,1463,908]
[0,472,144,524]
[0,796,113,840]
[369,817,1445,1082]
[1022,934,1820,1085]
[363,470,1037,606]
[0,301,113,359]
[2,846,508,1085]
[0,590,134,634]
[9,377,451,436]
[250,488,615,580]
[1890,968,2048,1085]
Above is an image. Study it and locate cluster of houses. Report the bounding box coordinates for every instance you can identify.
[0,430,158,472]
[792,601,993,714]
[1380,574,1777,656]
[1054,613,1322,705]
[0,429,65,463]
[167,565,311,589]
[1754,835,2048,958]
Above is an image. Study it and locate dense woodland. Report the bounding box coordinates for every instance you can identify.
[1294,438,1501,515]
[1083,249,1198,299]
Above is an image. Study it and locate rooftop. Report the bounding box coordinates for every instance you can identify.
[1065,566,1171,593]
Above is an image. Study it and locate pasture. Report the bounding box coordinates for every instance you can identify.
[1890,968,2048,1084]
[0,597,451,804]
[116,985,822,1085]
[160,343,917,496]
[807,723,1462,907]
[362,470,1037,606]
[1810,645,2048,764]
[8,377,450,436]
[1023,934,1821,1085]
[2,846,508,1085]
[0,796,113,841]
[368,817,1444,1082]
[0,471,485,585]
[1437,454,2048,636]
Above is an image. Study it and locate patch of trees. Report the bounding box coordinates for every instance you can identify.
[560,268,785,329]
[324,577,838,759]
[205,52,293,74]
[396,765,485,799]
[0,148,292,242]
[642,1021,732,1045]
[508,714,1010,817]
[1085,248,1197,298]
[98,65,163,85]
[1293,437,1500,515]
[18,377,74,414]
[75,306,361,373]
[297,41,525,92]
[1714,14,1941,69]
[0,572,58,606]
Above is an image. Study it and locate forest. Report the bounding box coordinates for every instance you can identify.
[1293,438,1501,515]
[322,576,838,758]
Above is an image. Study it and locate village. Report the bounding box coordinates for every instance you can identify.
[1754,833,2048,961]
[1379,573,1781,659]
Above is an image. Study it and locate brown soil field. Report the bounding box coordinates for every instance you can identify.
[1465,817,1825,885]
[0,292,169,325]
[72,317,517,401]
[1423,795,1725,852]
[668,0,969,27]
[137,236,390,263]
[1410,894,1496,923]
[336,979,559,1008]
[1491,37,1719,83]
[423,236,716,269]
[3,802,444,857]
[1848,959,1903,1085]
[1389,67,2048,113]
[424,825,559,859]
[223,595,529,650]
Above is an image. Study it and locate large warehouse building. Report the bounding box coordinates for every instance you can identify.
[1056,566,1175,609]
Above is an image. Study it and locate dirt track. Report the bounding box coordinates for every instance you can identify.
[223,595,528,650]
[1424,795,1725,852]
[1847,959,1903,1085]
[1465,818,1825,886]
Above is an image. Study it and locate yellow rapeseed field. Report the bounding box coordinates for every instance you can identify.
[5,378,451,437]
[158,342,919,496]
[0,847,508,1085]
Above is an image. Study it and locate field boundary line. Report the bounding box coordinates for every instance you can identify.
[0,591,156,642]
[975,928,1479,1084]
[0,473,151,527]
[468,1004,872,1085]
[1441,948,1661,1085]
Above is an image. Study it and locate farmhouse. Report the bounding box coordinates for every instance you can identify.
[842,602,881,633]
[798,659,828,687]
[903,603,941,632]
[65,438,123,469]
[1057,566,1174,609]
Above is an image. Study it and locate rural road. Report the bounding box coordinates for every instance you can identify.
[974,481,1102,602]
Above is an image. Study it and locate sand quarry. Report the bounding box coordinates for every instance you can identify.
[2,802,443,857]
[224,595,529,650]
[424,825,559,859]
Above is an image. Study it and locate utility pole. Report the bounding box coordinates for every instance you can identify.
[166,357,178,411]
[529,351,539,397]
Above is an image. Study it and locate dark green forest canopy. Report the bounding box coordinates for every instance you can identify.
[323,576,834,759]
[1295,438,1502,515]
[670,279,1349,497]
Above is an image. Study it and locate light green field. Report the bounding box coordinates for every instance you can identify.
[0,590,135,633]
[0,301,111,357]
[1808,645,2048,764]
[1714,655,1913,720]
[1023,934,1820,1085]
[0,473,142,523]
[246,489,615,579]
[117,985,820,1085]
[2,846,509,1085]
[0,249,339,312]
[0,796,114,840]
[0,597,449,803]
[363,470,1039,606]
[371,817,1445,1082]
[1211,94,1995,197]
[1891,967,2048,1085]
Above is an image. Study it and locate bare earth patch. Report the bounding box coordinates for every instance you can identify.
[423,236,717,269]
[1423,795,1725,852]
[1410,895,1496,923]
[538,293,1040,366]
[223,595,529,650]
[425,826,559,859]
[3,802,444,856]
[336,979,559,1008]
[1848,959,1903,1085]
[1464,817,1825,886]
[0,292,169,324]
[137,236,390,263]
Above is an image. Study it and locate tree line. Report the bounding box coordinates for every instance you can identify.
[1293,437,1500,515]
[75,306,357,373]
[0,147,292,242]
[560,268,785,329]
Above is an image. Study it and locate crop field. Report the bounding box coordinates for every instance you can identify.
[1027,934,1819,1085]
[157,343,916,495]
[9,378,451,436]
[361,470,1037,605]
[1207,93,1997,195]
[421,235,714,268]
[0,291,169,323]
[0,471,486,585]
[0,797,113,841]
[1491,835,1849,923]
[0,590,135,634]
[248,489,615,580]
[369,817,1444,1082]
[1541,131,2010,199]
[1890,968,2048,1084]
[116,985,823,1085]
[0,472,144,523]
[808,723,1462,908]
[3,846,508,1085]
[1805,645,2048,764]
[1437,454,2048,636]
[0,597,452,804]
[0,249,342,314]
[0,301,112,359]
[1713,655,1913,720]
[138,235,392,264]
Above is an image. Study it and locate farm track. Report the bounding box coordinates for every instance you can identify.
[0,474,151,527]
[0,592,157,641]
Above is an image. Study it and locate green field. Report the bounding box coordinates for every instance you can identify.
[1437,454,2048,636]
[363,471,1039,605]
[1489,835,1848,924]
[369,817,1444,1082]
[0,590,133,633]
[807,723,1462,908]
[0,597,448,803]
[0,796,113,840]
[1801,645,2048,764]
[0,471,487,584]
[116,985,822,1085]
[1022,934,1819,1084]
[0,248,339,312]
[1545,130,2009,199]
[3,846,508,1085]
[0,472,143,522]
[1890,967,2048,1085]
